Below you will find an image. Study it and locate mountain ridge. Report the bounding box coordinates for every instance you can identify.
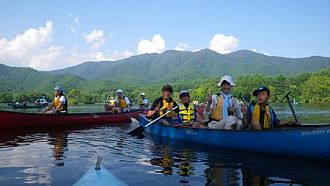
[1,49,329,92]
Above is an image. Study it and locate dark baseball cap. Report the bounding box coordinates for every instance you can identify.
[162,84,173,93]
[253,86,270,96]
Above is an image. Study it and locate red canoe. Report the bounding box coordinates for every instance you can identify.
[0,110,140,129]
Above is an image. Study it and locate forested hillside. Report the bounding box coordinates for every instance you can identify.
[1,67,329,104]
[51,49,330,83]
[1,49,329,104]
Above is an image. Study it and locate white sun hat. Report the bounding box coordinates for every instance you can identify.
[116,89,124,93]
[217,75,235,87]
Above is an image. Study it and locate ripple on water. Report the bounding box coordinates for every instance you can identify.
[0,123,330,185]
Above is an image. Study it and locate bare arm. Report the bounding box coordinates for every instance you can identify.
[147,107,159,117]
[42,103,54,113]
[204,94,213,112]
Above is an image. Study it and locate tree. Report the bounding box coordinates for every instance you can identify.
[300,75,330,103]
[68,89,80,105]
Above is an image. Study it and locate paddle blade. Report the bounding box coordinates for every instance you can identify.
[127,126,144,136]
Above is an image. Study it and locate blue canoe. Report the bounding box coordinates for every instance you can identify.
[74,157,127,186]
[138,115,330,161]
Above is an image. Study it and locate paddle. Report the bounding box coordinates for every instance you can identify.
[238,93,249,107]
[284,91,298,123]
[104,91,111,111]
[128,106,178,135]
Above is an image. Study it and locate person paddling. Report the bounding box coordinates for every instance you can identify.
[243,86,300,130]
[147,84,179,125]
[139,92,149,109]
[112,89,131,113]
[43,86,67,114]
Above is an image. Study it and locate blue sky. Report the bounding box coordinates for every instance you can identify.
[0,0,329,70]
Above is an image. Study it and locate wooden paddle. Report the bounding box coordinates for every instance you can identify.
[284,91,298,123]
[104,91,111,111]
[128,106,178,135]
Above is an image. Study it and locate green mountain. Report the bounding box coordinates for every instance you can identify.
[0,63,85,93]
[1,49,329,93]
[51,49,330,83]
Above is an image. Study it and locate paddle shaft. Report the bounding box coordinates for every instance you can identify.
[127,105,179,135]
[104,91,111,106]
[284,92,298,123]
[144,106,178,128]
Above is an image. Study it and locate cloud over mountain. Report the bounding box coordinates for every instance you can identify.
[137,34,165,54]
[209,34,239,54]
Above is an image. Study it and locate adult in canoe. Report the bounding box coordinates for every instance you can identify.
[104,96,115,112]
[244,86,300,130]
[205,75,243,130]
[147,84,179,125]
[43,86,68,114]
[139,92,149,109]
[111,89,131,113]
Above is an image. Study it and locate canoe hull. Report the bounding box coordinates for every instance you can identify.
[0,110,139,129]
[139,115,330,160]
[12,104,46,109]
[74,166,127,186]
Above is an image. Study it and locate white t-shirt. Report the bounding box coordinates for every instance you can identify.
[59,95,66,104]
[55,95,66,104]
[142,98,148,104]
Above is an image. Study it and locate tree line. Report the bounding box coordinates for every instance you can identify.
[1,69,329,105]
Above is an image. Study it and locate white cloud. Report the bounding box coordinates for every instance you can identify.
[174,42,189,51]
[87,51,107,61]
[137,34,165,54]
[69,14,80,33]
[84,30,107,49]
[251,48,270,56]
[0,21,95,70]
[0,21,118,70]
[110,50,134,60]
[0,21,58,69]
[209,33,239,54]
[30,46,64,70]
[0,21,53,60]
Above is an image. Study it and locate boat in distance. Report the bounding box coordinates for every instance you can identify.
[0,110,139,129]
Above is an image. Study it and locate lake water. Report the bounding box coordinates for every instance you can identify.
[0,103,329,185]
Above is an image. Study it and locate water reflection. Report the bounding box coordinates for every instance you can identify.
[0,124,330,185]
[147,134,330,186]
[150,146,174,175]
[48,131,68,166]
[205,156,242,186]
[177,149,194,177]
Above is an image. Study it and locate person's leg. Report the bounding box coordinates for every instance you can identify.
[235,119,243,129]
[224,116,236,129]
[161,119,170,126]
[44,110,56,114]
[208,120,225,129]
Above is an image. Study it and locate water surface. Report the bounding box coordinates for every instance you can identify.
[0,103,329,185]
